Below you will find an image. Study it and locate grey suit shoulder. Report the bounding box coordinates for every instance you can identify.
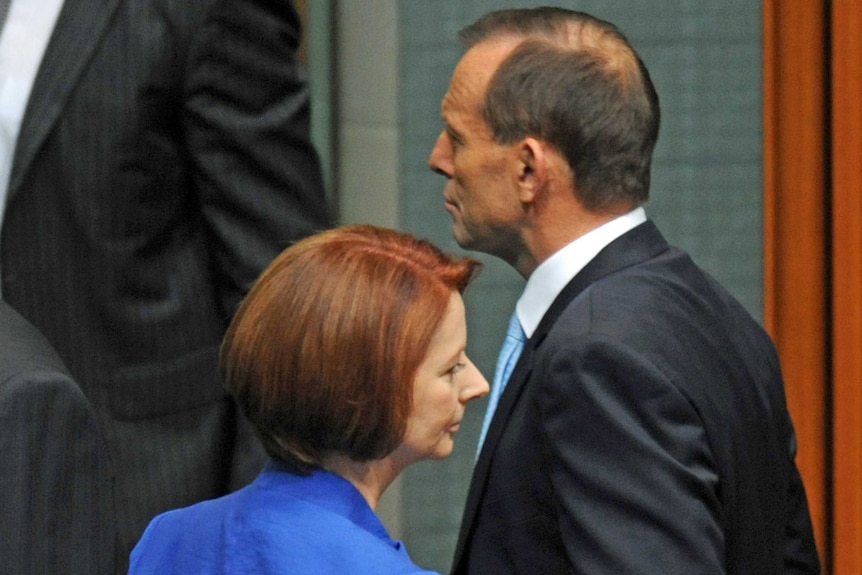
[0,301,117,575]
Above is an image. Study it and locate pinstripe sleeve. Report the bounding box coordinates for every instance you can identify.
[0,373,117,575]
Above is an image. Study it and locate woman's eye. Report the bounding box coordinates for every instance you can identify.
[449,362,466,377]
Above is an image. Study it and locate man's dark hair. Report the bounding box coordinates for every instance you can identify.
[460,8,660,212]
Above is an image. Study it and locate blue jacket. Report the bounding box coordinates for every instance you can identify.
[129,460,439,574]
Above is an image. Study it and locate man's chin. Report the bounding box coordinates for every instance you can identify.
[452,225,474,250]
[453,229,512,263]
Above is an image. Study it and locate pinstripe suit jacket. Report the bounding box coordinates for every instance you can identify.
[1,0,330,569]
[0,300,116,575]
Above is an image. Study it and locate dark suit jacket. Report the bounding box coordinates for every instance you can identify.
[1,0,330,567]
[0,300,116,575]
[453,221,820,575]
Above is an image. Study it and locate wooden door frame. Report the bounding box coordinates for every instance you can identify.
[762,0,829,565]
[831,1,862,572]
[765,1,862,572]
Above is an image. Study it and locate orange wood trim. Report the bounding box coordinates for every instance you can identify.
[762,0,829,562]
[831,1,862,572]
[295,0,309,65]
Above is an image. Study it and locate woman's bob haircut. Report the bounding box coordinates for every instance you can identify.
[220,225,480,474]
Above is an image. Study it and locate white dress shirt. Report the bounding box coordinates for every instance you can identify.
[0,0,65,281]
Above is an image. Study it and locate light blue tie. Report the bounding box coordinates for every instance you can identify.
[476,311,526,455]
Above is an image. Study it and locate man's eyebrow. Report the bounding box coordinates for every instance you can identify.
[446,124,465,144]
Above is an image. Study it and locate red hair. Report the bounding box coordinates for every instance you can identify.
[220,225,480,473]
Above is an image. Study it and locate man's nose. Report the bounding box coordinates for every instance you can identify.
[428,131,453,178]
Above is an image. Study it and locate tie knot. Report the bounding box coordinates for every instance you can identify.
[505,312,525,343]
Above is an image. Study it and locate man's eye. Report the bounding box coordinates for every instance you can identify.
[447,128,464,148]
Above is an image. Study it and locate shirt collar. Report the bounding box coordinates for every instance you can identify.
[516,207,647,337]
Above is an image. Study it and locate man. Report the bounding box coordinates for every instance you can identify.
[0,299,116,574]
[0,0,330,568]
[429,8,819,574]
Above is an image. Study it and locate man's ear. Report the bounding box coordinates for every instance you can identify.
[516,138,547,203]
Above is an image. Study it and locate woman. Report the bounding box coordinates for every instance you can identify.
[129,225,489,574]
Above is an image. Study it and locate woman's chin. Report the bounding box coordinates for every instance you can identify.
[429,438,456,460]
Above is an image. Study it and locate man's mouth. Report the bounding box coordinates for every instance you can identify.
[444,196,459,213]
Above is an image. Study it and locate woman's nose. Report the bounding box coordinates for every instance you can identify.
[460,359,490,402]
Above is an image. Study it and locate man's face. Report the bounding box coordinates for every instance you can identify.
[428,40,524,260]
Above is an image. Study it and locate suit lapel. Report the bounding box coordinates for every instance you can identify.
[451,340,533,568]
[453,220,670,567]
[8,0,122,196]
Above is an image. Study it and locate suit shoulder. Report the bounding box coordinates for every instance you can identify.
[0,303,71,385]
